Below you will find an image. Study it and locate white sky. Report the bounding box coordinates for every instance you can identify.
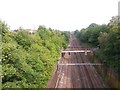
[0,0,119,31]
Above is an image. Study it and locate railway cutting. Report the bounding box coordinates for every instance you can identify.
[47,34,107,88]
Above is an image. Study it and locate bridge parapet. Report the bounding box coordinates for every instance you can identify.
[61,49,93,58]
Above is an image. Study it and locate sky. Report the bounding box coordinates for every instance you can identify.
[0,0,119,31]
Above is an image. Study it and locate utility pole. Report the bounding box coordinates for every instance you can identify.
[118,1,120,23]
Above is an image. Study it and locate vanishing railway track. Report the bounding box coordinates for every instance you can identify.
[47,34,107,88]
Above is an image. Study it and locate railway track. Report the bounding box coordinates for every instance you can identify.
[47,34,107,88]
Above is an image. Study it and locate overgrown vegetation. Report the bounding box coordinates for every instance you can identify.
[1,20,69,88]
[75,16,120,74]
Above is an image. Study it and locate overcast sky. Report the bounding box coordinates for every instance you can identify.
[0,0,119,31]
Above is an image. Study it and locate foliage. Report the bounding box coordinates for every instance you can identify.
[0,20,9,37]
[1,22,69,88]
[15,30,32,50]
[99,16,120,73]
[75,16,120,74]
[75,23,108,46]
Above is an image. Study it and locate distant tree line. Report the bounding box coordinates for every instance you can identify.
[1,20,69,88]
[75,16,120,74]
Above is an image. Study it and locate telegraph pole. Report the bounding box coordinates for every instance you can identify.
[118,1,120,85]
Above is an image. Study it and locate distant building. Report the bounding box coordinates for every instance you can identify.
[10,29,37,34]
[28,29,36,34]
[10,29,19,32]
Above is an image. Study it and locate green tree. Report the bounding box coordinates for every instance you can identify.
[2,22,69,88]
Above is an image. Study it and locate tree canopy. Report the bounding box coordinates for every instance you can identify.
[1,21,69,88]
[75,16,120,73]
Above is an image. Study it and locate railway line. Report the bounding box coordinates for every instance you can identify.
[47,34,107,88]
